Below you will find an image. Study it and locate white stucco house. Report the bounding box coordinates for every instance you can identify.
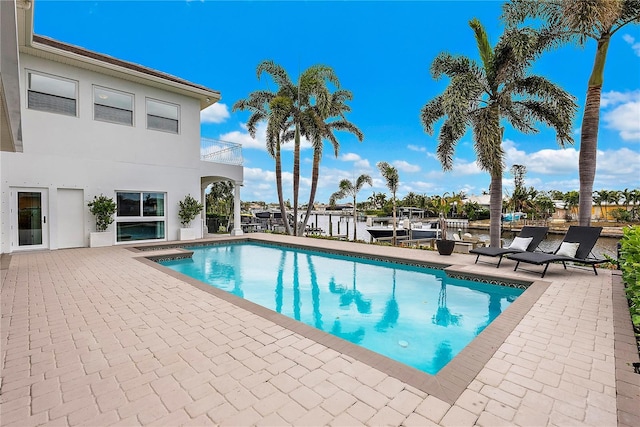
[0,0,243,254]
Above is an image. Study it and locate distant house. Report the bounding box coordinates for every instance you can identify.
[462,195,491,210]
[0,0,243,253]
[552,200,638,222]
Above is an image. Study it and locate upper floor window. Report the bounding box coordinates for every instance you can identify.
[146,99,179,134]
[94,86,134,126]
[27,71,77,116]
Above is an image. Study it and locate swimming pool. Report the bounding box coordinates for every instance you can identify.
[159,241,524,375]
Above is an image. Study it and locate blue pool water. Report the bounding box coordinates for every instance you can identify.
[160,242,524,375]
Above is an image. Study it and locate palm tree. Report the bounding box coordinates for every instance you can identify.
[377,162,400,245]
[232,64,294,235]
[563,190,580,220]
[299,89,364,235]
[593,189,606,220]
[329,174,373,241]
[367,192,387,210]
[621,188,633,213]
[403,192,418,207]
[237,60,340,236]
[502,0,640,226]
[630,188,640,220]
[420,19,576,247]
[289,64,340,235]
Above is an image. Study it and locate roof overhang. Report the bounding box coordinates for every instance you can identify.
[1,0,24,153]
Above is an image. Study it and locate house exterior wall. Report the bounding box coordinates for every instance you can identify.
[0,53,237,253]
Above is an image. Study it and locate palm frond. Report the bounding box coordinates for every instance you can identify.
[355,174,373,190]
[377,162,399,193]
[469,18,495,78]
[471,107,504,175]
[420,96,445,135]
[436,119,465,170]
[257,60,293,89]
[245,111,266,137]
[430,53,473,79]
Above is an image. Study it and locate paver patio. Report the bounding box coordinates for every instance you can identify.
[1,233,638,426]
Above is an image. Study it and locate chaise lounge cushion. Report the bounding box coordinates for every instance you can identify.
[555,241,580,258]
[508,236,533,251]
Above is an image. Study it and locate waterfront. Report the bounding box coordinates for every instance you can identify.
[304,213,621,259]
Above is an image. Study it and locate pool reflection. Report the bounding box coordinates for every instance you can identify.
[164,242,523,375]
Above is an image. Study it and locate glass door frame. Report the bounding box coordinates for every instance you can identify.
[12,187,49,251]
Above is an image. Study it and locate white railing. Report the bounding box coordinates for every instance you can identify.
[201,138,243,166]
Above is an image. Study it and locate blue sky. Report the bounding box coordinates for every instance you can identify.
[34,0,640,204]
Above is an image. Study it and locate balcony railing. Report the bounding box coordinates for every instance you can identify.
[201,137,243,166]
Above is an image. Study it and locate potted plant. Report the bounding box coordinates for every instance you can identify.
[436,213,455,255]
[435,195,455,255]
[178,194,204,240]
[88,194,117,247]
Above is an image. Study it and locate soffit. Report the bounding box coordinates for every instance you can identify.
[1,88,15,152]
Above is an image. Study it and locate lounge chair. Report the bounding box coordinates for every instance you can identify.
[507,226,606,278]
[469,226,549,267]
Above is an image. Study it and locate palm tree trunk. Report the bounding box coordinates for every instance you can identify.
[275,139,291,235]
[392,196,397,246]
[489,171,502,248]
[300,150,321,235]
[293,125,301,236]
[352,195,358,241]
[579,35,610,226]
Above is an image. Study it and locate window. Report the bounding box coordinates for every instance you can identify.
[27,71,77,116]
[94,86,133,125]
[115,191,166,242]
[146,99,179,133]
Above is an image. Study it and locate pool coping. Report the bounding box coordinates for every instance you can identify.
[131,236,549,405]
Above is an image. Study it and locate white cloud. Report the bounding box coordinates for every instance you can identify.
[220,127,267,151]
[200,103,230,124]
[623,34,640,57]
[596,147,640,175]
[503,139,579,174]
[603,101,640,141]
[340,153,362,162]
[600,90,640,108]
[452,159,482,175]
[403,181,438,192]
[218,122,312,151]
[502,139,640,189]
[242,167,315,201]
[355,159,371,169]
[407,144,426,152]
[339,152,371,170]
[392,160,421,173]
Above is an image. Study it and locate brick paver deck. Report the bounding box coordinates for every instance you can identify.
[1,233,638,426]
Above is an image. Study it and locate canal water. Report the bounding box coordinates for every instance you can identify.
[305,214,620,259]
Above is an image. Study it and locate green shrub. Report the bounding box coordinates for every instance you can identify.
[178,194,204,227]
[87,195,117,232]
[620,225,640,328]
[612,208,632,223]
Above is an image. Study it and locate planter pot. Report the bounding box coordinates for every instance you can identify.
[436,239,455,255]
[89,231,113,248]
[179,228,197,241]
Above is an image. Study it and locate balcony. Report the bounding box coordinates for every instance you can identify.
[201,137,243,166]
